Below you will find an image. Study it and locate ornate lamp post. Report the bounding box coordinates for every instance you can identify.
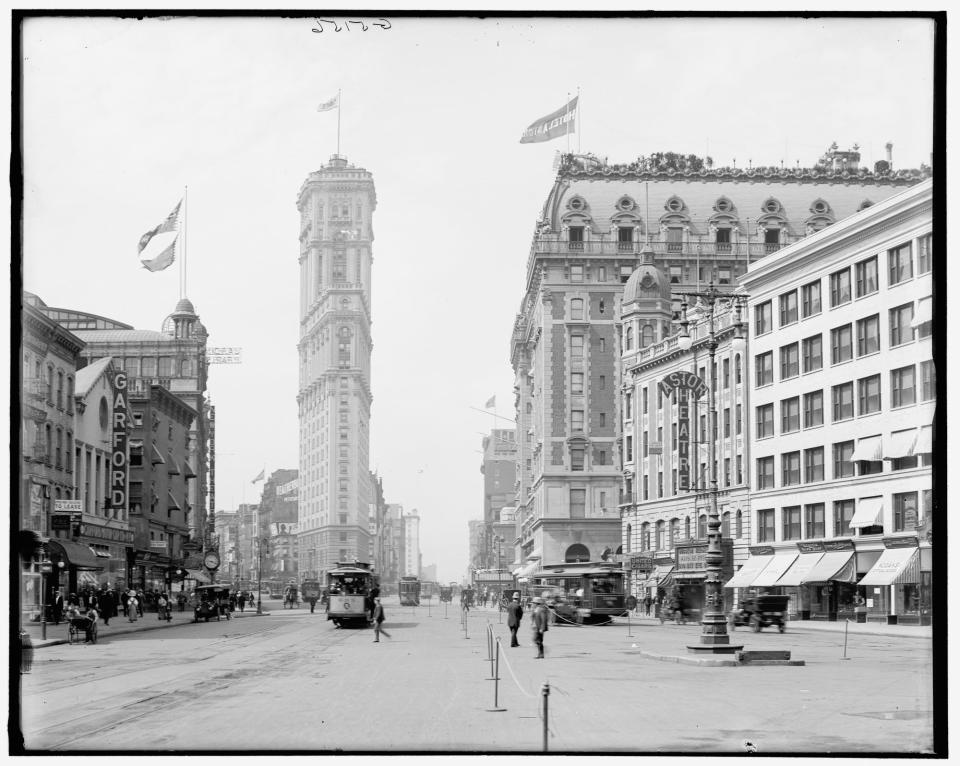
[255,537,267,615]
[676,283,747,654]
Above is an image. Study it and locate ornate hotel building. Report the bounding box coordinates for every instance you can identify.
[296,155,377,580]
[511,146,929,578]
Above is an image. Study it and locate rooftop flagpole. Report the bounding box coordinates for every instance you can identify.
[181,185,188,299]
[337,88,342,156]
[565,92,571,154]
[577,86,581,154]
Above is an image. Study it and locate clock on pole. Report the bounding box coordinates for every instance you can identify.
[204,551,220,571]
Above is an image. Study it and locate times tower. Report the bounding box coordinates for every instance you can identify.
[296,155,376,581]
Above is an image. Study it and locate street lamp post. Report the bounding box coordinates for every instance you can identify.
[677,283,746,653]
[256,537,266,615]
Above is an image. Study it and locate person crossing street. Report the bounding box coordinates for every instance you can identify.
[506,592,524,647]
[531,597,549,659]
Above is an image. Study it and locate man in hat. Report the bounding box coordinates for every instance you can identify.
[531,597,550,659]
[506,592,524,647]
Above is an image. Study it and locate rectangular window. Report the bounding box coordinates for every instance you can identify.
[757,509,775,543]
[780,397,800,433]
[830,268,851,307]
[599,375,606,390]
[569,489,586,518]
[666,227,683,252]
[723,407,731,438]
[736,454,743,484]
[890,429,919,471]
[736,404,742,435]
[780,343,799,380]
[570,447,584,471]
[570,298,584,319]
[855,256,879,297]
[141,357,157,376]
[802,335,822,373]
[805,503,825,539]
[724,457,731,487]
[891,365,916,408]
[801,280,822,317]
[831,325,853,364]
[917,233,932,274]
[889,303,915,347]
[779,291,798,326]
[833,500,854,537]
[722,358,730,388]
[782,506,802,540]
[626,435,633,462]
[597,267,606,282]
[888,242,913,285]
[756,457,774,490]
[856,315,881,356]
[756,352,773,387]
[833,441,855,479]
[920,360,936,401]
[857,374,881,415]
[755,301,772,335]
[571,410,584,432]
[803,390,823,428]
[599,412,606,427]
[568,227,584,248]
[718,267,731,285]
[893,492,918,532]
[804,447,824,482]
[641,388,647,414]
[669,265,682,284]
[832,382,854,421]
[571,372,584,394]
[599,338,605,352]
[571,335,584,357]
[782,452,801,486]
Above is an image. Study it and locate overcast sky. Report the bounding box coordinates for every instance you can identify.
[20,13,935,583]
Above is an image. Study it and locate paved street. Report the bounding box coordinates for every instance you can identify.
[16,598,933,753]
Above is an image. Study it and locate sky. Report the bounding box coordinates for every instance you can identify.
[18,13,936,584]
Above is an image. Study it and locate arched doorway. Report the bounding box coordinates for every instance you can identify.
[564,544,590,563]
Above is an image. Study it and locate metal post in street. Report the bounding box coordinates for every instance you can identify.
[256,538,264,615]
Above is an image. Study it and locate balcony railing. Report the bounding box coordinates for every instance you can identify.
[533,238,791,258]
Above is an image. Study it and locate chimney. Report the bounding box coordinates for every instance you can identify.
[885,142,893,168]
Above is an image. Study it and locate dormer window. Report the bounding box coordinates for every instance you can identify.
[569,196,586,211]
[666,196,685,213]
[568,226,584,250]
[667,227,683,252]
[715,227,731,253]
[762,198,782,214]
[618,226,634,251]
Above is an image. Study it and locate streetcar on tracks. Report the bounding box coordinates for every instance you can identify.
[325,562,378,627]
[399,575,421,606]
[528,561,628,624]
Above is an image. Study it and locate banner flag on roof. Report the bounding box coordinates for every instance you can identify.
[484,395,496,409]
[317,94,339,112]
[251,468,265,484]
[520,96,577,144]
[138,200,182,271]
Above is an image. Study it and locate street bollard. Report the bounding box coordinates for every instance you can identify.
[486,640,506,712]
[627,610,633,637]
[464,609,469,639]
[841,619,851,660]
[542,682,550,751]
[428,598,431,617]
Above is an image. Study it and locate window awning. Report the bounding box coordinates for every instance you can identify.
[850,496,884,529]
[859,547,920,586]
[47,539,105,571]
[850,435,883,462]
[184,460,198,479]
[724,555,773,589]
[515,560,540,578]
[910,296,932,328]
[167,491,182,511]
[751,552,799,587]
[801,551,856,584]
[915,425,933,455]
[775,552,824,586]
[184,568,211,583]
[167,456,181,475]
[641,564,675,588]
[883,429,918,460]
[151,444,166,465]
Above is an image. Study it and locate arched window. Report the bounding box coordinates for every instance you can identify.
[564,543,590,563]
[626,524,632,553]
[66,376,74,414]
[684,516,691,540]
[721,511,730,537]
[735,509,743,538]
[669,518,679,547]
[625,326,634,350]
[640,324,655,348]
[655,520,665,550]
[56,371,64,409]
[698,514,707,539]
[641,522,650,551]
[571,298,584,320]
[46,364,54,403]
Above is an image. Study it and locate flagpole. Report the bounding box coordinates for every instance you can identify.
[577,86,581,154]
[181,185,188,299]
[337,88,342,157]
[566,92,571,154]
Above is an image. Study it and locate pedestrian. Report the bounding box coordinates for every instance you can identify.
[157,593,168,620]
[643,594,652,617]
[531,597,549,659]
[67,592,79,608]
[238,592,246,612]
[87,590,99,616]
[371,598,390,642]
[83,605,99,643]
[136,590,145,616]
[100,588,115,626]
[506,593,524,647]
[52,591,64,625]
[177,592,186,612]
[127,593,139,622]
[308,595,318,613]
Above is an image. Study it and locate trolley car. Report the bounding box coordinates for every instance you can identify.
[326,562,378,627]
[529,562,628,624]
[399,576,421,606]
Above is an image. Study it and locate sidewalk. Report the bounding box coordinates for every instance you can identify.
[613,612,933,640]
[21,604,284,649]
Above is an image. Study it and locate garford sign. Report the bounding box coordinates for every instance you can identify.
[110,372,128,513]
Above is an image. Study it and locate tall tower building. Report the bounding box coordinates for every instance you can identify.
[296,155,377,581]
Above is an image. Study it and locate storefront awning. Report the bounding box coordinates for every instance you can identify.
[515,561,540,578]
[184,568,211,583]
[801,551,856,584]
[850,435,883,462]
[775,552,824,586]
[859,547,920,586]
[724,556,773,589]
[883,429,918,460]
[850,496,884,529]
[751,552,799,587]
[47,539,105,571]
[915,425,932,455]
[641,564,674,589]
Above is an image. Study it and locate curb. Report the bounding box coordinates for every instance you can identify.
[638,650,806,667]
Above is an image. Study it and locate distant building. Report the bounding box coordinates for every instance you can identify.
[421,563,437,583]
[381,504,403,587]
[401,509,421,577]
[214,509,239,583]
[259,470,299,583]
[297,155,377,579]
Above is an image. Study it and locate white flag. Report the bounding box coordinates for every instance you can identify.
[138,200,181,272]
[317,94,339,113]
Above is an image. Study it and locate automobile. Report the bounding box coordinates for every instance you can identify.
[193,585,233,622]
[731,594,789,633]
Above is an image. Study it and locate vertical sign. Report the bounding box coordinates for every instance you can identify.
[658,371,708,493]
[110,372,128,513]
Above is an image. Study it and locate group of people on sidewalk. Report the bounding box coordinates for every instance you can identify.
[505,593,550,658]
[49,587,189,629]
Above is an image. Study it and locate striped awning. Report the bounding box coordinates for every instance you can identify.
[883,429,918,460]
[751,552,799,587]
[801,551,856,583]
[859,547,920,586]
[775,552,824,586]
[724,556,773,589]
[850,435,883,462]
[850,496,884,529]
